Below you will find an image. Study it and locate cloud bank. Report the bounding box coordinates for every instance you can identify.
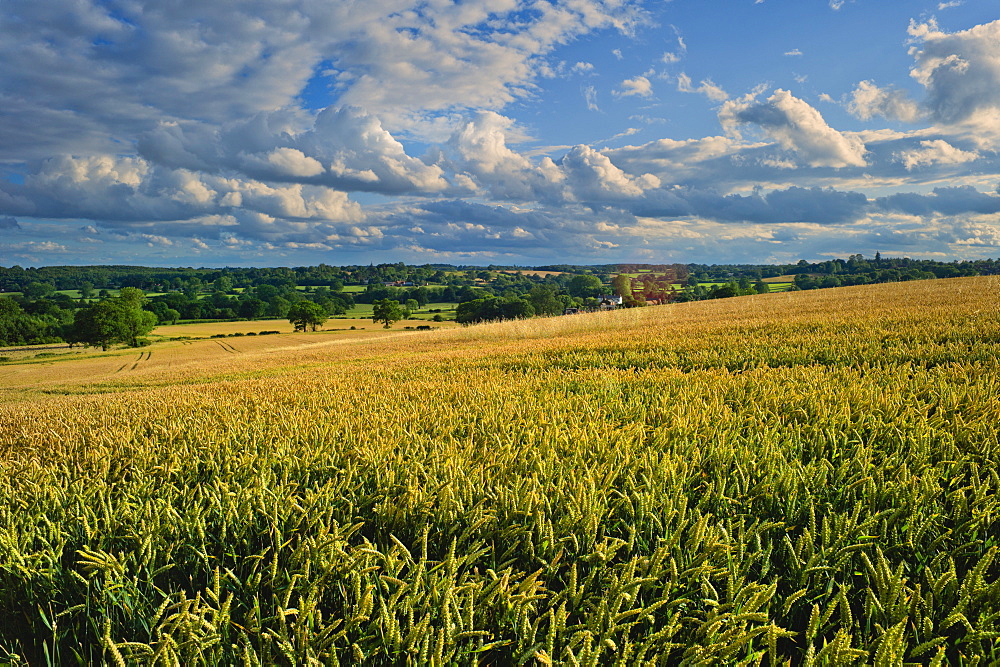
[0,5,999,265]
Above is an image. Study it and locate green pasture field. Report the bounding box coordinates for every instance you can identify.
[1,277,998,664]
[344,302,374,316]
[339,302,456,321]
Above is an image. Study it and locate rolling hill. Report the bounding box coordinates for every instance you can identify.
[1,277,998,664]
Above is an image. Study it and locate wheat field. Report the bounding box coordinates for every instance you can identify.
[1,277,998,664]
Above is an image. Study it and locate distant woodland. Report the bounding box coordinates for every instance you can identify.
[1,255,996,347]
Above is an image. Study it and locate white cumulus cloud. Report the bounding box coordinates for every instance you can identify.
[720,89,867,168]
[0,0,647,161]
[908,19,1000,132]
[847,81,923,122]
[677,73,728,102]
[559,145,660,201]
[138,106,449,194]
[616,76,653,98]
[895,139,979,170]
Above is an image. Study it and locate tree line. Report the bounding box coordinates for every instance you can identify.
[2,255,997,295]
[0,280,355,348]
[2,254,997,345]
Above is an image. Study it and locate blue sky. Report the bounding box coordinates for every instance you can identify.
[1,0,999,267]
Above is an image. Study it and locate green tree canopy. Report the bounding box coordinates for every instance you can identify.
[70,291,157,350]
[566,274,603,298]
[0,298,61,346]
[372,299,404,329]
[118,288,158,345]
[611,274,633,300]
[239,298,266,320]
[266,297,291,318]
[287,301,328,332]
[527,285,562,316]
[455,296,534,324]
[214,276,234,293]
[23,281,56,299]
[117,287,147,309]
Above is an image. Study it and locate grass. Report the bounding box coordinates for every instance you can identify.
[341,303,457,321]
[151,318,298,337]
[0,345,85,363]
[345,303,375,317]
[151,317,459,339]
[0,277,998,664]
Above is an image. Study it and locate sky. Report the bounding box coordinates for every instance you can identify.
[1,0,999,268]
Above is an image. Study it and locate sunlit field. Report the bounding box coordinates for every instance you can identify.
[150,316,458,338]
[151,317,297,336]
[0,325,457,396]
[0,318,459,379]
[1,277,998,664]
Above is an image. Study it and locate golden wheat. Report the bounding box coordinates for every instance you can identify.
[0,276,998,664]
